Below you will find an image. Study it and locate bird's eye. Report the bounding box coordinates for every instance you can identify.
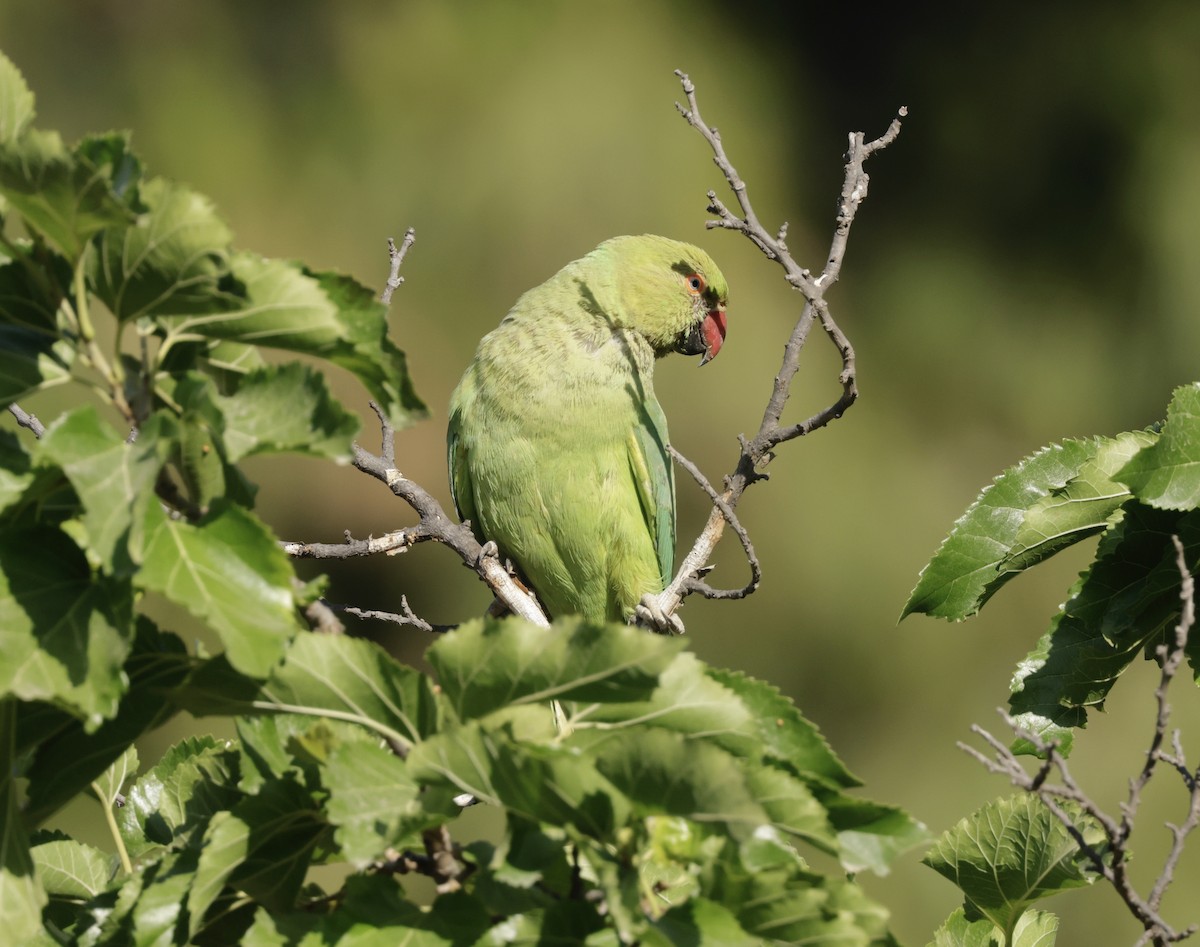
[685,273,706,295]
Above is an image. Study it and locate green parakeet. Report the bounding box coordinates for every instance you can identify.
[447,234,729,625]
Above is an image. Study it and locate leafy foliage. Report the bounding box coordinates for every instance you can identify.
[905,383,1200,751]
[0,51,922,945]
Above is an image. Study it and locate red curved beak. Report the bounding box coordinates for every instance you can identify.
[699,306,727,366]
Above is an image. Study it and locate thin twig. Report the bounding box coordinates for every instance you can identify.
[964,535,1199,945]
[668,445,760,600]
[350,401,549,627]
[326,597,452,634]
[647,71,904,625]
[380,228,416,306]
[7,403,46,438]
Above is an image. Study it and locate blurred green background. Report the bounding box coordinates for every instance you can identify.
[5,1,1200,942]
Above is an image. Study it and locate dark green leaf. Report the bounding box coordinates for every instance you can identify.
[137,500,300,677]
[428,615,681,721]
[0,700,46,941]
[20,618,189,825]
[0,324,71,402]
[0,128,131,259]
[903,438,1106,620]
[1117,383,1200,510]
[0,429,34,515]
[650,897,758,946]
[407,712,629,839]
[1008,504,1200,753]
[0,526,132,722]
[822,793,930,876]
[0,248,70,332]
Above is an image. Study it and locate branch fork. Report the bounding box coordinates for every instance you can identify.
[282,72,906,636]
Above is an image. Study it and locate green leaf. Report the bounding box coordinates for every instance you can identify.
[38,407,167,572]
[823,793,930,877]
[573,653,757,756]
[427,615,681,721]
[1117,383,1200,510]
[650,897,759,946]
[0,700,46,943]
[706,667,859,790]
[90,176,233,320]
[407,712,629,839]
[922,795,1100,940]
[19,618,189,825]
[0,128,131,259]
[1008,504,1200,753]
[590,727,767,841]
[1008,430,1153,570]
[214,779,326,915]
[163,257,425,427]
[903,438,1106,620]
[118,735,240,858]
[165,253,343,347]
[137,500,300,677]
[928,907,1003,947]
[91,744,138,808]
[0,248,70,332]
[0,51,36,144]
[31,837,113,900]
[930,908,1058,947]
[0,526,132,724]
[312,268,427,428]
[176,632,442,749]
[0,324,72,402]
[0,430,34,515]
[215,362,359,462]
[323,739,430,867]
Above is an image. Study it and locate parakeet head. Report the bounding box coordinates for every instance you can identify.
[589,235,729,365]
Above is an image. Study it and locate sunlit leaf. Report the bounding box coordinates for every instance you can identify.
[176,632,442,749]
[39,407,167,572]
[137,500,300,677]
[903,438,1105,620]
[0,50,35,144]
[90,175,233,320]
[118,735,240,858]
[427,615,680,721]
[323,739,430,867]
[216,362,359,461]
[923,795,1100,940]
[31,837,113,900]
[1007,430,1153,570]
[1117,383,1200,510]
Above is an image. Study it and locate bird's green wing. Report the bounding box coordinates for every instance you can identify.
[446,407,477,531]
[628,396,675,587]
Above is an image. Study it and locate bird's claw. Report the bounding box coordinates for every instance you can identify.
[634,594,685,635]
[475,540,499,566]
